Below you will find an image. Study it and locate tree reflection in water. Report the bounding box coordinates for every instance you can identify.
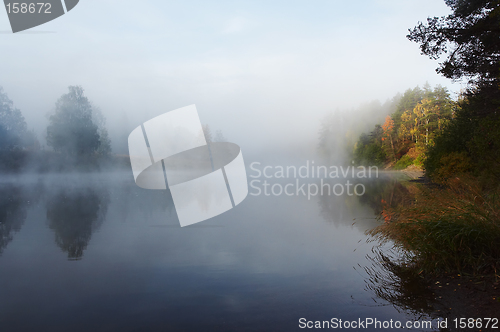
[46,187,109,260]
[318,176,415,231]
[360,248,437,318]
[352,177,437,319]
[357,176,414,216]
[0,183,41,255]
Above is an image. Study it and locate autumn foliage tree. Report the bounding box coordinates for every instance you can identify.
[353,84,454,167]
[381,115,396,160]
[409,1,500,181]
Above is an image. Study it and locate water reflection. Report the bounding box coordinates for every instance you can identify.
[362,248,436,317]
[317,176,413,231]
[109,178,178,226]
[1,172,452,331]
[357,177,461,325]
[0,183,41,255]
[317,182,379,232]
[352,176,438,320]
[357,175,414,216]
[46,186,109,260]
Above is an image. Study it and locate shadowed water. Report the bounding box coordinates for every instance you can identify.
[0,171,439,331]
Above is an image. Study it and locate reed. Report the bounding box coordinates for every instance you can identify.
[368,176,500,275]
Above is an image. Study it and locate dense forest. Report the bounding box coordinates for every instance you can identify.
[351,0,500,189]
[317,0,500,282]
[366,0,500,278]
[352,83,454,170]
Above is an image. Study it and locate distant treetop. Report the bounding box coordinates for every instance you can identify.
[46,86,111,159]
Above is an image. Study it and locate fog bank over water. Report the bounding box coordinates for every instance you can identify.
[0,1,462,159]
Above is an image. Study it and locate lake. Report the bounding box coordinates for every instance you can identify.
[0,169,439,331]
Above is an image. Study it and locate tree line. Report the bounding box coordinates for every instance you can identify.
[353,84,454,169]
[352,0,499,186]
[0,85,111,171]
[366,0,500,280]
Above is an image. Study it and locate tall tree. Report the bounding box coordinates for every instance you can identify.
[382,115,396,159]
[47,86,100,158]
[413,99,433,145]
[410,1,500,181]
[407,0,500,85]
[391,87,425,143]
[0,86,28,151]
[202,124,213,143]
[398,110,414,142]
[353,125,387,166]
[92,107,112,156]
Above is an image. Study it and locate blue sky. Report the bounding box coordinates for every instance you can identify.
[0,0,462,154]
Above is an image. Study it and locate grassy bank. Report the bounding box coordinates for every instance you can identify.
[368,175,500,276]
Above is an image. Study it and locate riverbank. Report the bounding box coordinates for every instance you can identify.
[398,164,424,180]
[368,169,500,323]
[379,163,425,180]
[373,170,499,273]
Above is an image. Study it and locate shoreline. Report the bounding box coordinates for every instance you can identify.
[369,167,500,324]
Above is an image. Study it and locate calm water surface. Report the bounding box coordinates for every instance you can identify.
[0,171,435,331]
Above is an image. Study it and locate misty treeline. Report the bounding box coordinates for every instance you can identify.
[0,85,112,172]
[317,97,401,165]
[321,0,500,188]
[202,124,227,143]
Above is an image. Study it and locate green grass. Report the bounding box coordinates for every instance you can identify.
[393,155,415,170]
[368,177,500,275]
